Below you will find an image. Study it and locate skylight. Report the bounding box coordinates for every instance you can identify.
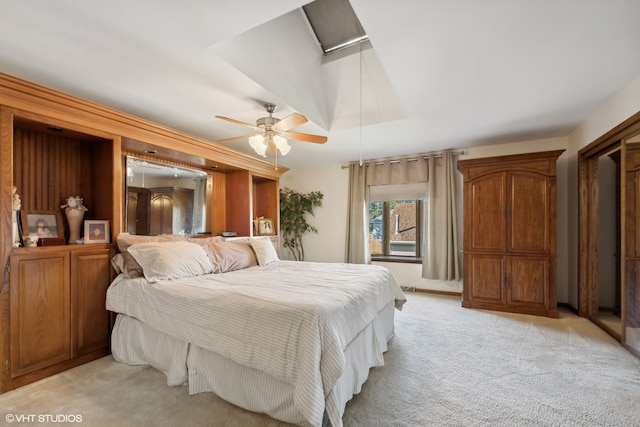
[302,0,368,54]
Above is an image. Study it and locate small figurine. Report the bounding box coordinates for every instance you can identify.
[60,195,88,212]
[12,186,21,211]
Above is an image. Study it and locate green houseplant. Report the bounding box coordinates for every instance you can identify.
[279,187,324,261]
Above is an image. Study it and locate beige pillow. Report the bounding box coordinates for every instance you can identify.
[186,236,224,245]
[203,241,257,273]
[116,233,187,278]
[249,237,279,266]
[127,241,213,282]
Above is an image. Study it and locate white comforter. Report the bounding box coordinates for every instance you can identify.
[106,260,406,427]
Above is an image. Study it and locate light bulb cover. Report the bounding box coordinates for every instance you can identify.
[248,134,268,157]
[273,135,290,155]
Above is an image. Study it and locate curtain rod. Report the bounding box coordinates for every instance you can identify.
[340,150,464,169]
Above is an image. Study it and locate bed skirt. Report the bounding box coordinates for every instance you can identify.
[111,301,396,427]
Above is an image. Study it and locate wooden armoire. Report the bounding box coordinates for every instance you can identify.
[457,150,564,318]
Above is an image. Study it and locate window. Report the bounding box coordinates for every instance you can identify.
[369,199,425,261]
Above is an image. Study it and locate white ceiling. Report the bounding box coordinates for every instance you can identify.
[1,0,639,170]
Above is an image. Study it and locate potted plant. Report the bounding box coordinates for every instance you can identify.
[279,187,323,261]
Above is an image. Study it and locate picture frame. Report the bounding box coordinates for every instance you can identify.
[84,220,110,244]
[22,210,64,240]
[257,218,275,236]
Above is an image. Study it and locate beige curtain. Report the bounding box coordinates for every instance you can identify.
[345,164,369,263]
[346,151,461,281]
[422,152,461,280]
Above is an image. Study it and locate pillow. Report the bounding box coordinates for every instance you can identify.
[203,241,257,273]
[127,241,213,282]
[111,253,125,275]
[250,237,279,266]
[116,233,187,278]
[186,235,224,245]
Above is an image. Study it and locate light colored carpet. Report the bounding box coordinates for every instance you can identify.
[1,293,639,427]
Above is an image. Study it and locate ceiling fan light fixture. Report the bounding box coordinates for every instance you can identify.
[248,134,268,157]
[273,135,290,155]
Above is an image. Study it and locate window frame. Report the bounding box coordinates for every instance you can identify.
[370,199,425,263]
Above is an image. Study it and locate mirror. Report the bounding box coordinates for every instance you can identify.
[625,132,640,355]
[125,156,210,236]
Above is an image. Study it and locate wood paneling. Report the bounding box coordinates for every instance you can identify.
[253,179,279,232]
[225,170,251,236]
[13,126,93,212]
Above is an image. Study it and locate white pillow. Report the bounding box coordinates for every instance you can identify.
[249,237,279,266]
[127,241,213,282]
[203,241,257,273]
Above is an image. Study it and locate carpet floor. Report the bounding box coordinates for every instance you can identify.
[1,293,639,426]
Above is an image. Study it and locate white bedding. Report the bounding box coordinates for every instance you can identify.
[106,260,406,427]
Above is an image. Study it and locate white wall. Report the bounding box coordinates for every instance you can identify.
[279,165,349,262]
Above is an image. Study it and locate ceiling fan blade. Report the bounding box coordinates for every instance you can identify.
[285,131,327,144]
[217,134,254,143]
[272,112,308,131]
[215,116,260,130]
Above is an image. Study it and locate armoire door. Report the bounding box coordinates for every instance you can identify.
[508,172,551,254]
[150,193,173,235]
[465,172,507,253]
[463,253,504,305]
[505,256,553,313]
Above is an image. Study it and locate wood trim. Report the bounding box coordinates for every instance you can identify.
[578,111,640,158]
[0,73,287,179]
[414,288,462,297]
[0,105,13,397]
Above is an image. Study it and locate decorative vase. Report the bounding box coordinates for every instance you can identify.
[12,211,20,247]
[65,207,85,244]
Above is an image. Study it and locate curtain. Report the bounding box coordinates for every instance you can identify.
[345,164,368,263]
[422,152,461,280]
[345,151,461,281]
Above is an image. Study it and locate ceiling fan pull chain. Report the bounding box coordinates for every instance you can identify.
[359,42,364,167]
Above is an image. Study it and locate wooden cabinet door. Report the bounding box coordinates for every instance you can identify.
[72,249,114,357]
[463,253,504,304]
[508,172,551,253]
[465,172,507,252]
[9,252,71,379]
[505,256,549,310]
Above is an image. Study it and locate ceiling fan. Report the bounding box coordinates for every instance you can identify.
[215,103,327,157]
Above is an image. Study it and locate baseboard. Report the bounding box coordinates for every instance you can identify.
[413,288,461,297]
[557,302,579,315]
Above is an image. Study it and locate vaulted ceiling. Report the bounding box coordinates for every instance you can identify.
[1,0,639,169]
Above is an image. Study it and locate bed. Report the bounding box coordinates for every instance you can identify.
[106,234,406,427]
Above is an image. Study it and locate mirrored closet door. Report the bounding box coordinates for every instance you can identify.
[579,111,640,358]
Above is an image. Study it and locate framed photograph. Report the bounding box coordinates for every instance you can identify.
[84,220,110,244]
[22,210,63,239]
[257,218,275,236]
